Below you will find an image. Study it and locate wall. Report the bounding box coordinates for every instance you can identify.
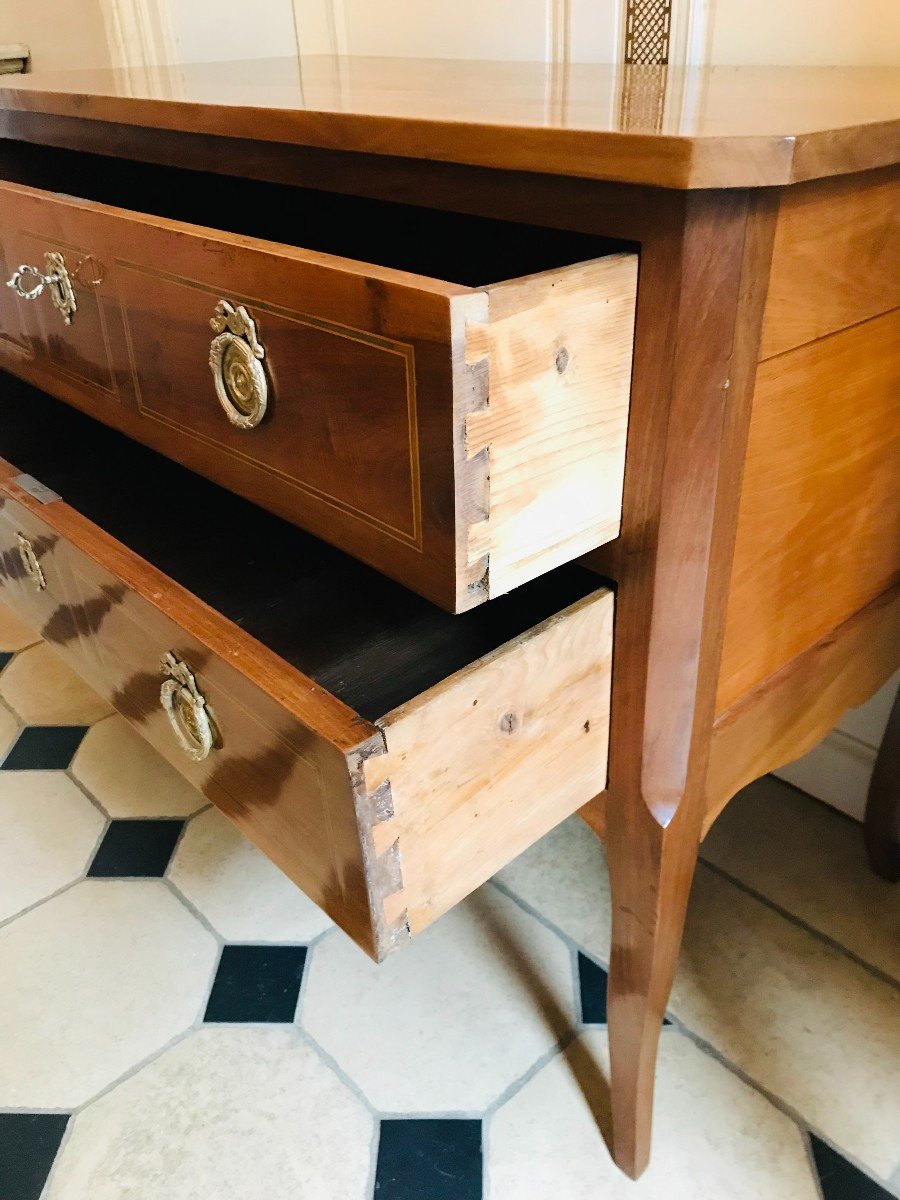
[710,0,900,66]
[775,676,898,821]
[1,0,899,68]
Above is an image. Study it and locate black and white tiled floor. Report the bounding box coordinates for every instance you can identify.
[0,603,898,1200]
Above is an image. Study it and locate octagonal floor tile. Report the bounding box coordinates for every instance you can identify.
[496,816,900,1182]
[0,603,39,652]
[0,880,218,1107]
[0,643,111,726]
[488,1030,819,1200]
[303,884,574,1111]
[702,775,900,981]
[45,1027,374,1200]
[168,808,333,942]
[0,772,105,921]
[496,815,611,962]
[71,715,206,818]
[670,865,900,1181]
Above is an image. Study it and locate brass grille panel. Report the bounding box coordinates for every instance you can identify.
[624,0,672,66]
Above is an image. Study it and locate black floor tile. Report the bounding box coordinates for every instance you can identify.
[810,1134,895,1200]
[1,725,88,770]
[204,945,307,1023]
[578,952,609,1024]
[87,818,184,878]
[0,650,13,671]
[0,1113,69,1200]
[578,952,672,1027]
[375,1119,482,1200]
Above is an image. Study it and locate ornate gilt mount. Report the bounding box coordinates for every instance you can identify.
[160,651,220,762]
[209,300,269,429]
[7,251,77,325]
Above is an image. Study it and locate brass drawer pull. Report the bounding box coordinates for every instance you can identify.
[7,251,77,325]
[160,652,219,762]
[209,300,268,429]
[15,533,46,592]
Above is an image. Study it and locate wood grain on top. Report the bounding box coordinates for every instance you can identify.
[0,57,897,189]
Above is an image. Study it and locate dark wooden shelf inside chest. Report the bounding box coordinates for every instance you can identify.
[0,377,607,721]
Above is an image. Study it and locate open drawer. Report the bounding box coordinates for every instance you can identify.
[0,153,636,612]
[0,381,613,960]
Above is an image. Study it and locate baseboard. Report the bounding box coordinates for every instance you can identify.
[773,729,876,822]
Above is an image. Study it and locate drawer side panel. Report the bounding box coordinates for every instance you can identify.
[464,254,636,600]
[363,588,613,941]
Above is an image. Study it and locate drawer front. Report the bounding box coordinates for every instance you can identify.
[0,180,636,612]
[0,491,78,645]
[64,543,377,940]
[0,469,378,956]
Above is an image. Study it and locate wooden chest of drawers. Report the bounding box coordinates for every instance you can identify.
[0,59,896,1181]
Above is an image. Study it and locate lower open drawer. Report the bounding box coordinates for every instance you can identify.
[0,379,613,960]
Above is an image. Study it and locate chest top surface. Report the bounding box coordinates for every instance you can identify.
[0,56,897,190]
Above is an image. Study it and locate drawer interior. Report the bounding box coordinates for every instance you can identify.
[0,376,603,722]
[0,372,614,954]
[0,142,633,287]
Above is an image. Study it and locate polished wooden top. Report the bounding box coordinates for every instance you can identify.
[0,56,897,189]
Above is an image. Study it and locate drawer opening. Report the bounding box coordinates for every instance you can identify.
[0,378,607,721]
[0,142,634,288]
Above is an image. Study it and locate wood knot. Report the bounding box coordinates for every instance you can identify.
[499,711,519,735]
[555,346,570,374]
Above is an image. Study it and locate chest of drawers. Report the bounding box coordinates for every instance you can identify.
[0,58,896,1180]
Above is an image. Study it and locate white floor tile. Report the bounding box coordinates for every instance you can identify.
[497,812,900,1181]
[168,807,333,942]
[303,884,575,1111]
[0,772,105,921]
[45,1027,374,1200]
[72,714,206,818]
[489,1030,820,1200]
[674,865,900,1181]
[0,642,111,726]
[702,775,900,981]
[496,814,611,962]
[0,880,218,1107]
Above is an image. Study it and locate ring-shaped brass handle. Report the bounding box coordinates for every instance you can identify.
[15,533,46,592]
[209,300,268,429]
[160,652,218,762]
